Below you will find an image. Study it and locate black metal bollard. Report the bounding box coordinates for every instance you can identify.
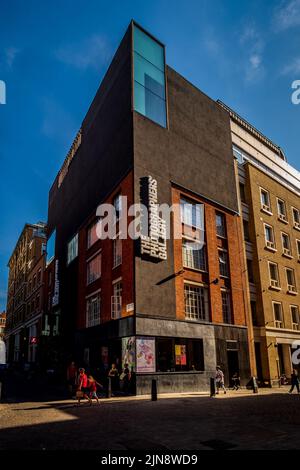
[252,376,258,394]
[210,377,216,397]
[106,376,112,398]
[151,379,157,401]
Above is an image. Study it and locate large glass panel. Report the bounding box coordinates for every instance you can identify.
[133,24,167,128]
[134,81,166,128]
[46,229,56,265]
[134,53,165,99]
[134,26,164,71]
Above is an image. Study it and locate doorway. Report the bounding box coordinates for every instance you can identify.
[227,350,239,387]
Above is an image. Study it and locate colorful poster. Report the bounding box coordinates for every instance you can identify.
[122,337,136,371]
[136,337,156,373]
[175,344,186,366]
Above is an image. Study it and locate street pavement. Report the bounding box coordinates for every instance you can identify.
[1,387,300,450]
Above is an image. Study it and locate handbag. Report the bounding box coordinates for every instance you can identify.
[76,390,84,398]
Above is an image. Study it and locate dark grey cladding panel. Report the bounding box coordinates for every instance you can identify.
[47,26,133,245]
[134,66,238,318]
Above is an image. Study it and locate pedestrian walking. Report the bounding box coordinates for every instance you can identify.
[88,375,102,405]
[215,366,226,394]
[232,372,240,390]
[76,368,92,405]
[120,363,131,395]
[67,361,77,397]
[289,369,300,394]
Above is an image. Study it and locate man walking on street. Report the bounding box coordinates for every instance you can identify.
[216,366,226,394]
[289,369,300,394]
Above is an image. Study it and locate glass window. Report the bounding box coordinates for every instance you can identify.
[243,220,250,241]
[277,199,287,220]
[87,253,101,285]
[182,238,207,271]
[113,236,122,268]
[293,207,300,227]
[113,193,122,221]
[282,233,291,256]
[291,306,300,330]
[157,338,174,372]
[286,268,297,292]
[156,337,204,372]
[134,82,166,128]
[260,189,271,211]
[86,294,101,328]
[297,240,300,259]
[134,26,164,71]
[180,199,204,229]
[219,250,229,278]
[111,281,122,319]
[67,233,78,265]
[133,24,167,128]
[216,212,226,238]
[250,300,258,326]
[273,302,283,328]
[46,229,56,265]
[87,220,99,249]
[239,183,246,203]
[247,259,254,283]
[134,54,165,99]
[265,224,275,248]
[184,283,209,321]
[269,262,280,288]
[221,290,232,324]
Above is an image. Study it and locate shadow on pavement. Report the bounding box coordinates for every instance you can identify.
[1,393,300,450]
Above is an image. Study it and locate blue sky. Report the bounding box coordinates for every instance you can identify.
[0,0,300,310]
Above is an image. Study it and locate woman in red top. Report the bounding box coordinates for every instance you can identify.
[88,375,102,405]
[77,368,91,405]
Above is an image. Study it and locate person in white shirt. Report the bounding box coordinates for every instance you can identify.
[215,366,226,394]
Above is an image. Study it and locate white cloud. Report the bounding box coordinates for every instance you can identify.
[55,34,111,70]
[5,47,19,68]
[281,57,300,75]
[239,25,265,83]
[273,0,300,31]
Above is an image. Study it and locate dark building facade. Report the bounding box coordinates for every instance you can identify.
[46,21,251,393]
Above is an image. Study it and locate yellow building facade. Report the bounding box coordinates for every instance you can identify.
[219,102,300,386]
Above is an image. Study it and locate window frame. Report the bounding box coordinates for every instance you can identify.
[86,251,102,285]
[292,207,300,230]
[277,198,288,223]
[260,188,272,214]
[268,261,280,289]
[67,233,78,265]
[272,301,284,328]
[264,223,276,250]
[184,282,209,322]
[86,291,101,328]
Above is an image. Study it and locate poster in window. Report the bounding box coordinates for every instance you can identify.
[175,344,186,366]
[122,336,136,371]
[136,337,156,373]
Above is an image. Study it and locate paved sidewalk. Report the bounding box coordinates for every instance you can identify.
[1,385,299,450]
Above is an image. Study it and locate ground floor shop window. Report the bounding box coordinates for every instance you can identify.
[156,337,204,372]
